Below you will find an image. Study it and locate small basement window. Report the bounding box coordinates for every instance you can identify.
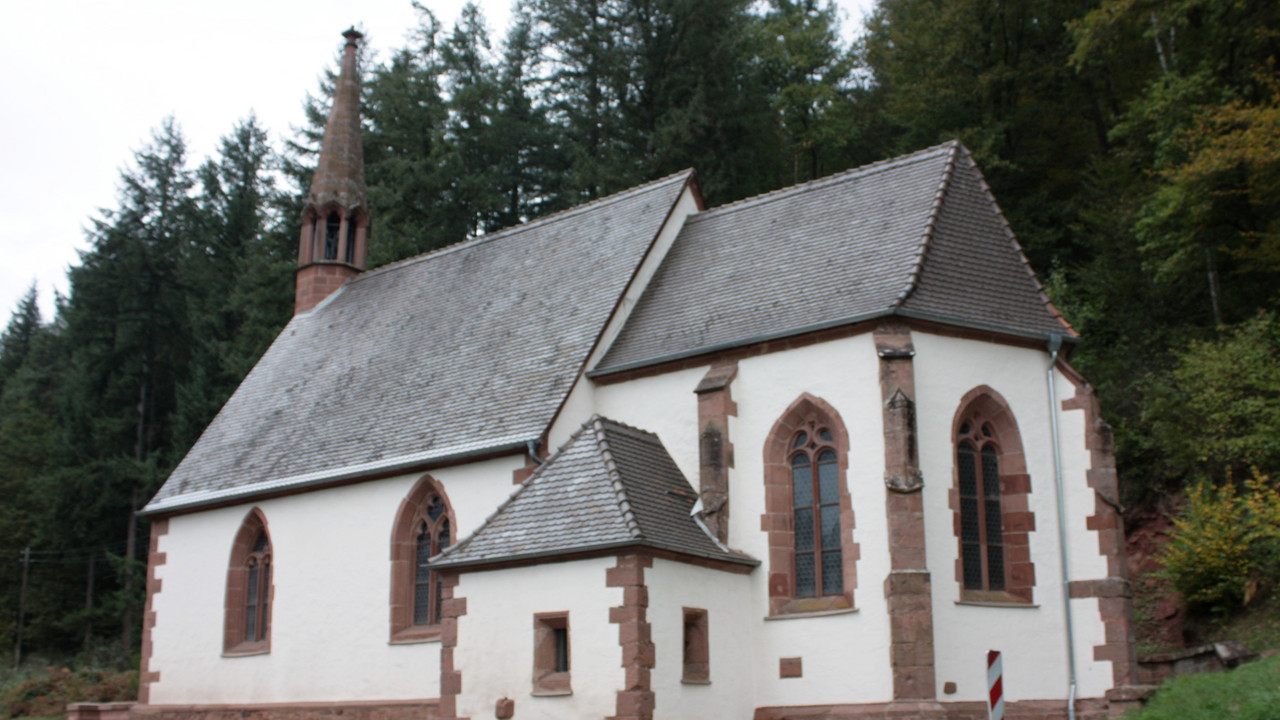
[533,612,571,695]
[682,608,709,683]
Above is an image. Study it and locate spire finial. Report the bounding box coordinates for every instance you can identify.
[305,27,367,216]
[295,28,370,314]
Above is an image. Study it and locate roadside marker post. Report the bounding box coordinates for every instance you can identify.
[987,650,1004,720]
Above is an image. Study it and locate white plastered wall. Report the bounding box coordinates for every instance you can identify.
[453,558,622,720]
[645,559,755,720]
[912,331,1111,702]
[593,334,897,708]
[147,454,524,705]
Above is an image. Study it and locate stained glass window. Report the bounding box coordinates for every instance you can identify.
[791,426,842,597]
[958,421,1005,591]
[244,532,271,643]
[412,496,451,626]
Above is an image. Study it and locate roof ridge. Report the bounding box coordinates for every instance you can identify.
[902,146,1077,337]
[954,147,1078,337]
[895,141,962,307]
[353,169,695,284]
[690,141,958,223]
[592,415,644,539]
[595,415,661,442]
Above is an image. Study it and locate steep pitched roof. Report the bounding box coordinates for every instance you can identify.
[144,172,693,514]
[596,142,1073,373]
[431,416,756,569]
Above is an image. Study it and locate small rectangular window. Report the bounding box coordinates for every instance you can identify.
[682,607,709,683]
[533,612,571,695]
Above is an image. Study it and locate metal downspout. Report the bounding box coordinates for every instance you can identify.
[1047,333,1078,720]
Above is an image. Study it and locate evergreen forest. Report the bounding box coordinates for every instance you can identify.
[2,0,1279,666]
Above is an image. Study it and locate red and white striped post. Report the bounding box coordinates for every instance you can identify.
[987,650,1004,720]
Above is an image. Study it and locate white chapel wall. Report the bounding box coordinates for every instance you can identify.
[587,327,1118,708]
[148,454,525,705]
[592,334,898,708]
[644,558,755,720]
[452,558,622,720]
[912,330,1112,701]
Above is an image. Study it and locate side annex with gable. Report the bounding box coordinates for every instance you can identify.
[131,30,1142,720]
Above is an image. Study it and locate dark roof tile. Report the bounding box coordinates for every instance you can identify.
[597,143,1071,372]
[431,416,755,569]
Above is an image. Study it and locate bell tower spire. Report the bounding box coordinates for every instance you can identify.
[295,27,369,314]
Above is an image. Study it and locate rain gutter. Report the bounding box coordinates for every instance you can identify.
[590,308,1077,378]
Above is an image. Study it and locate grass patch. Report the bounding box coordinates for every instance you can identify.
[1128,654,1280,719]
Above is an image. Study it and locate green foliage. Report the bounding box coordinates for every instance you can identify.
[1126,653,1280,720]
[0,287,41,391]
[0,113,292,660]
[0,665,137,720]
[862,0,1108,268]
[1160,472,1280,611]
[1145,312,1280,482]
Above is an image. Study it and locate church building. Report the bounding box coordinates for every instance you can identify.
[132,30,1142,720]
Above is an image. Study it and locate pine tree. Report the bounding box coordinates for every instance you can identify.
[52,118,199,647]
[173,116,287,458]
[489,6,569,226]
[533,0,646,200]
[361,9,459,263]
[438,4,505,236]
[0,285,41,391]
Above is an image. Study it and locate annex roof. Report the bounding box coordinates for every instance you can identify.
[596,142,1073,373]
[144,172,694,515]
[431,416,756,570]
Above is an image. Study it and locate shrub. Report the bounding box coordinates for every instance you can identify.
[0,666,136,720]
[1160,471,1280,612]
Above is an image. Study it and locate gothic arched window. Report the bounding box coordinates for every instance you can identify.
[762,393,859,615]
[951,386,1037,603]
[957,420,1003,591]
[413,497,451,625]
[790,424,842,597]
[391,475,455,641]
[224,508,273,654]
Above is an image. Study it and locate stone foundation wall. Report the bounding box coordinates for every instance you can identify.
[753,697,1112,720]
[131,701,437,720]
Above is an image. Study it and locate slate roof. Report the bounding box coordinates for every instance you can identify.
[431,416,756,569]
[144,172,693,514]
[596,142,1073,373]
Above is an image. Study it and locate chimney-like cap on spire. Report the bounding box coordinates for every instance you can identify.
[307,27,367,214]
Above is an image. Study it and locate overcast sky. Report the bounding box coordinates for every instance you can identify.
[2,0,874,323]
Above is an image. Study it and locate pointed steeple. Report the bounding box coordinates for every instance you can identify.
[295,28,369,314]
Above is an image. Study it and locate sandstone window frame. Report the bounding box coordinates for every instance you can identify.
[223,507,273,656]
[950,386,1037,604]
[682,607,710,684]
[389,474,455,643]
[532,611,571,696]
[762,393,859,616]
